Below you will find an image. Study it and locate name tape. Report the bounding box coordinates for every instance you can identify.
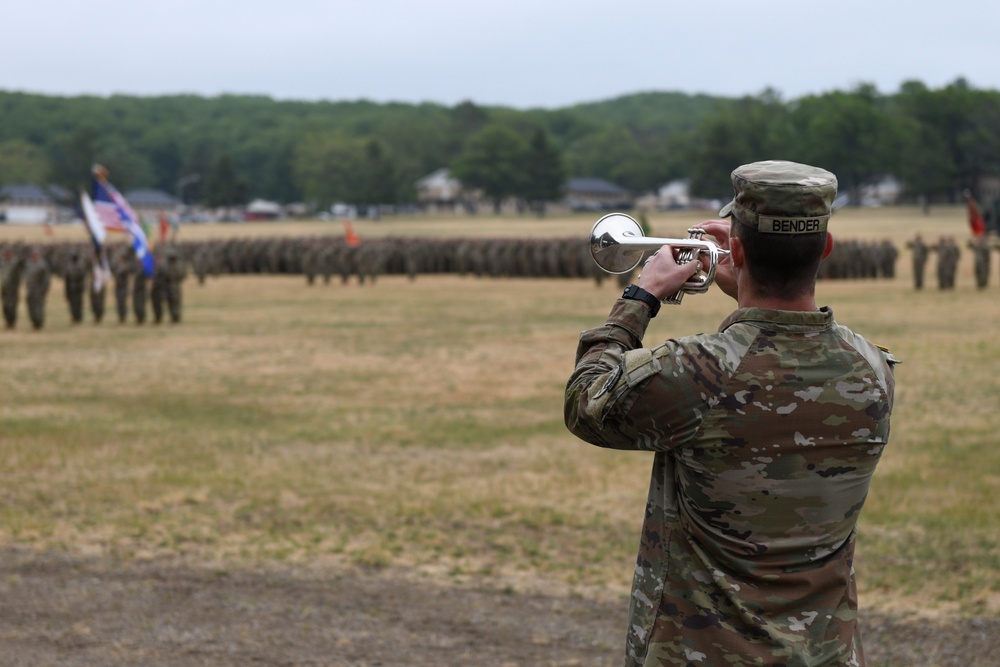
[758,215,829,234]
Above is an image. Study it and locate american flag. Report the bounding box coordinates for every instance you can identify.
[79,190,112,292]
[92,172,155,277]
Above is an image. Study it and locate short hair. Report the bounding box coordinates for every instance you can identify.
[732,214,827,299]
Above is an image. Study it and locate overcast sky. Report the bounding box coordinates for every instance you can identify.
[4,1,999,108]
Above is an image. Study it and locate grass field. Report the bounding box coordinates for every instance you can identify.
[1,206,998,620]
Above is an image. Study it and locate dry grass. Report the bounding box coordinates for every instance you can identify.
[1,206,997,619]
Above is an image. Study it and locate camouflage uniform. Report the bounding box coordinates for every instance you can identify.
[969,237,991,289]
[906,235,928,290]
[63,247,89,324]
[565,161,898,667]
[1,244,24,328]
[23,247,51,330]
[111,245,133,323]
[163,245,187,323]
[150,244,186,324]
[934,237,960,289]
[189,243,213,285]
[878,240,898,279]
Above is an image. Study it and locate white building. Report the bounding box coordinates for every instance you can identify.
[415,168,464,212]
[0,183,66,223]
[656,179,691,210]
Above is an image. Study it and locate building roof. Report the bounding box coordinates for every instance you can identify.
[565,177,629,196]
[658,179,691,197]
[416,168,460,188]
[0,183,55,204]
[247,199,282,215]
[124,188,179,206]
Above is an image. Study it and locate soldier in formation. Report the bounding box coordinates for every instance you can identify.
[111,244,133,323]
[967,236,992,289]
[62,246,89,324]
[355,242,384,285]
[301,239,322,285]
[934,236,961,289]
[1,243,24,329]
[23,246,51,330]
[150,244,187,324]
[879,239,899,278]
[906,233,929,289]
[189,241,216,285]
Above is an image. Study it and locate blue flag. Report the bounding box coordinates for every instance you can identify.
[92,165,155,277]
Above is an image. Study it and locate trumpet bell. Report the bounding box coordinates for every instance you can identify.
[590,213,652,274]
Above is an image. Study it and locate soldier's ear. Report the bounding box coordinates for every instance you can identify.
[822,232,834,260]
[730,236,745,268]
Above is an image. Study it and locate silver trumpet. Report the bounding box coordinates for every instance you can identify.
[590,212,730,304]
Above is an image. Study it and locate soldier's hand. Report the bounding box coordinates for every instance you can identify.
[636,244,701,302]
[695,220,738,301]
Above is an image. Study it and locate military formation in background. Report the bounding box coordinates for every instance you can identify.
[0,240,187,330]
[816,238,899,280]
[173,234,909,287]
[6,228,1000,330]
[906,233,1000,290]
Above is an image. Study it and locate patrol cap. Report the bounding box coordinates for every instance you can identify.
[719,160,837,234]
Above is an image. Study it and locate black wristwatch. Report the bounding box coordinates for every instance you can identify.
[621,284,661,318]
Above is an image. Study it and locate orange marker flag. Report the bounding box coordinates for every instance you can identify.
[964,190,986,237]
[344,220,361,247]
[159,213,171,243]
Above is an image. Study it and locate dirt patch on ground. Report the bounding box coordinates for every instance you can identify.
[1,548,996,666]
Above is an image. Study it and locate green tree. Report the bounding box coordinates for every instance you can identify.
[295,134,353,209]
[94,136,155,192]
[889,82,957,208]
[523,128,565,216]
[686,91,794,199]
[790,85,896,205]
[0,139,51,185]
[565,125,643,187]
[355,139,406,215]
[48,125,100,191]
[204,154,249,212]
[451,125,529,213]
[294,135,405,213]
[179,139,214,204]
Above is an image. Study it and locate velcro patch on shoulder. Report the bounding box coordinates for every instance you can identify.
[874,342,901,365]
[622,348,662,387]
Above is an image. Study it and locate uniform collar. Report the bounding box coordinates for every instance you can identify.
[719,306,834,333]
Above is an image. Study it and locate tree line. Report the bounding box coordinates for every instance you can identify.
[0,78,998,213]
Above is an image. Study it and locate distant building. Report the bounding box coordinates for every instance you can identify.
[0,183,71,224]
[415,168,464,213]
[656,179,692,209]
[244,199,282,221]
[124,188,181,222]
[563,177,633,212]
[858,176,903,207]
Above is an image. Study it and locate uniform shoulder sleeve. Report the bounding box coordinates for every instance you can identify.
[832,324,899,398]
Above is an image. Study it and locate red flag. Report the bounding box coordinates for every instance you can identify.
[964,191,986,237]
[159,214,171,243]
[344,220,361,247]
